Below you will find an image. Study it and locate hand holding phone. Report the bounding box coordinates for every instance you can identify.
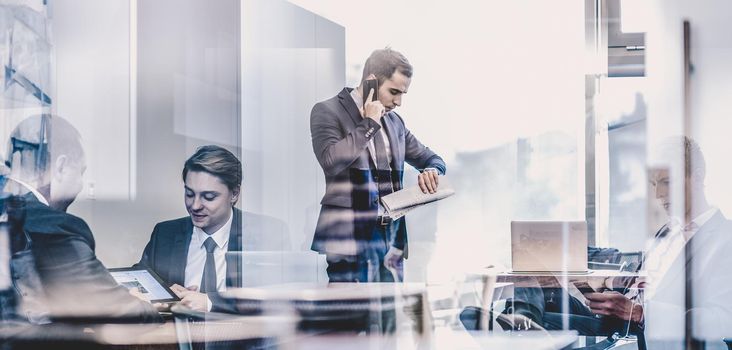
[361,78,384,122]
[362,78,379,106]
[574,281,607,295]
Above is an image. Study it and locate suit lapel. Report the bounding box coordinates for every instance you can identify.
[685,211,723,268]
[656,211,723,291]
[338,88,380,169]
[171,219,193,285]
[226,208,243,288]
[337,88,363,127]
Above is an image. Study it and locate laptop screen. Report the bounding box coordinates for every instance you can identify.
[510,221,588,273]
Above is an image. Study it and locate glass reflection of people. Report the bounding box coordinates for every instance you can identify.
[493,137,732,347]
[310,48,446,283]
[3,115,160,323]
[639,137,732,348]
[136,145,289,312]
[583,137,732,347]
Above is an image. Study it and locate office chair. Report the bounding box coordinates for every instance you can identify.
[459,305,645,350]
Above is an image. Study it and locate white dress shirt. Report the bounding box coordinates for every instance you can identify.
[599,207,719,301]
[351,88,393,216]
[7,176,48,205]
[184,208,233,292]
[644,207,718,299]
[351,88,393,166]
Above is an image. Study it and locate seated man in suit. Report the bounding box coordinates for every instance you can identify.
[474,137,732,347]
[3,115,160,323]
[136,145,289,312]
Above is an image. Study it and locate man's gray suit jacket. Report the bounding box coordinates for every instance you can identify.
[309,87,446,257]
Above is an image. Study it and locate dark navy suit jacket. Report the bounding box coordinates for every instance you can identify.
[136,208,244,289]
[309,88,446,257]
[136,208,290,312]
[20,194,160,323]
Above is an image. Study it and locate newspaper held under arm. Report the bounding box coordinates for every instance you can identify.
[380,176,455,220]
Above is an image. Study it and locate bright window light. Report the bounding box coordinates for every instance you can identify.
[621,0,648,33]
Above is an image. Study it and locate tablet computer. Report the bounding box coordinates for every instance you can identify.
[108,267,180,304]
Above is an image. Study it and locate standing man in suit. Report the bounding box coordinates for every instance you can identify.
[138,146,240,312]
[310,48,446,283]
[3,115,160,323]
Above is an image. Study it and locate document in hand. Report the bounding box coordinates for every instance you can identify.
[380,176,455,220]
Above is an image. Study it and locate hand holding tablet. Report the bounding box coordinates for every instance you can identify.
[109,267,180,304]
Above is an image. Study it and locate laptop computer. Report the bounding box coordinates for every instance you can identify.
[510,221,588,274]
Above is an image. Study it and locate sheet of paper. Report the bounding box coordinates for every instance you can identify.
[381,176,455,218]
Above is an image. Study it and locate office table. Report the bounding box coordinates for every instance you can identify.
[497,269,645,288]
[220,282,431,334]
[0,310,297,350]
[288,328,578,350]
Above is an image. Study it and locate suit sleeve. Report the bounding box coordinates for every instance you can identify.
[396,113,446,175]
[392,113,445,254]
[392,220,408,253]
[33,230,161,323]
[310,102,381,176]
[683,223,732,340]
[207,292,238,314]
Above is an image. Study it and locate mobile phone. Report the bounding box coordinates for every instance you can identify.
[574,281,605,295]
[362,79,379,106]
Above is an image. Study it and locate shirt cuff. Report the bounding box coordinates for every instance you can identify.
[388,246,404,256]
[422,167,442,175]
[206,295,213,312]
[604,276,614,290]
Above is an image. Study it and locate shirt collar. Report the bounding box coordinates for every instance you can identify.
[350,88,364,109]
[192,207,233,250]
[690,206,717,229]
[669,207,718,242]
[7,176,49,205]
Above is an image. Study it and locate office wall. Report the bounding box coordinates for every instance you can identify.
[51,0,132,202]
[289,0,587,279]
[50,0,241,267]
[48,0,342,267]
[644,0,732,344]
[50,0,142,267]
[240,0,344,250]
[646,1,732,209]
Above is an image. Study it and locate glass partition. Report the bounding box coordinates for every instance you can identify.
[5,0,732,348]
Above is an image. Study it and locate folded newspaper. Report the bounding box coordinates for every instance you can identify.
[381,176,455,220]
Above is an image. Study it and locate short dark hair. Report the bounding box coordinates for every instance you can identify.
[182,145,242,191]
[360,47,413,86]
